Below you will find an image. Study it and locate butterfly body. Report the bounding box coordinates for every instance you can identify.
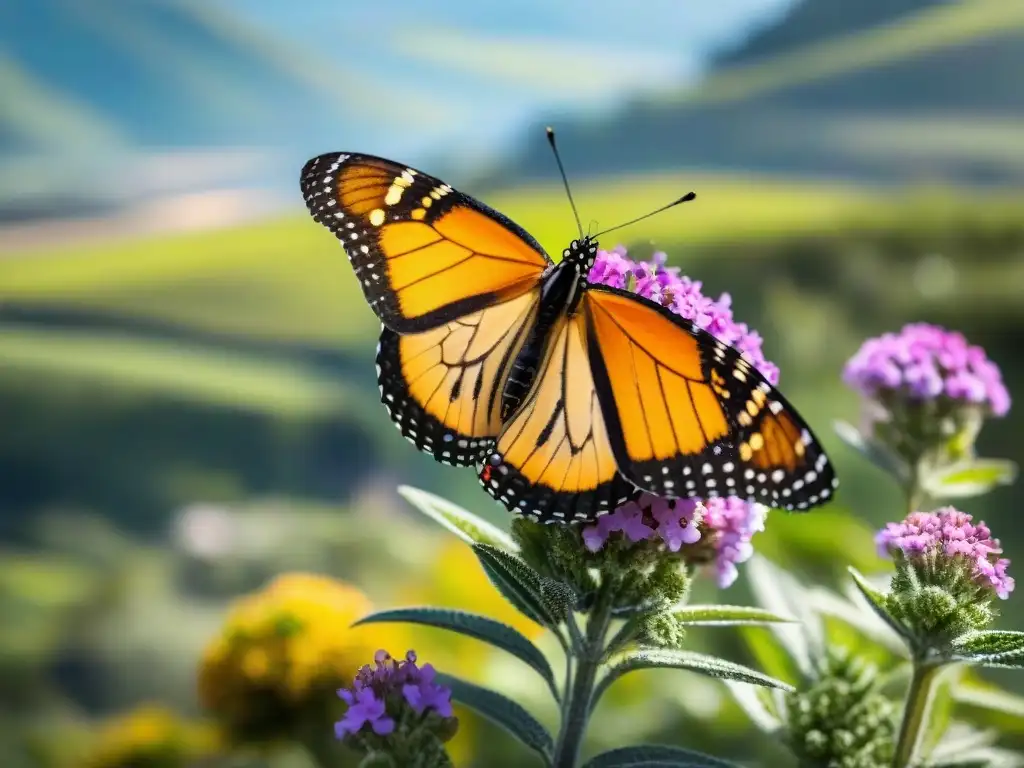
[301,152,838,523]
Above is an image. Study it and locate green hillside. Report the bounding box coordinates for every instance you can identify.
[489,0,1024,187]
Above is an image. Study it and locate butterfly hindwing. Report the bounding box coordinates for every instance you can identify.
[375,288,542,466]
[725,380,838,510]
[301,153,552,333]
[480,313,639,523]
[582,286,837,511]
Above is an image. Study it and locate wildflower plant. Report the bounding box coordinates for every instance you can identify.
[342,248,813,767]
[200,249,1024,767]
[722,323,1023,767]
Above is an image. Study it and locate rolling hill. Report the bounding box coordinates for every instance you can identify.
[484,0,1024,188]
[0,0,378,218]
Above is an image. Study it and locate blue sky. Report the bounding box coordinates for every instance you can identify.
[217,0,796,164]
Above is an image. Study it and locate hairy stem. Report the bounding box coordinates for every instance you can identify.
[552,586,614,767]
[892,661,942,768]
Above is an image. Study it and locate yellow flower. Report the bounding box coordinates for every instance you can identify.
[198,572,402,745]
[79,704,219,768]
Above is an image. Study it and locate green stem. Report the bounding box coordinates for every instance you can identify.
[551,587,614,768]
[892,661,943,768]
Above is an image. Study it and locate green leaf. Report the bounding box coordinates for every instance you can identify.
[951,630,1024,667]
[592,649,793,712]
[833,420,908,481]
[953,677,1024,719]
[807,582,908,657]
[928,722,1024,768]
[672,604,796,627]
[922,665,961,756]
[397,485,516,550]
[472,544,559,629]
[744,555,822,677]
[583,744,740,767]
[922,459,1019,500]
[435,672,553,763]
[928,722,999,766]
[723,680,784,733]
[848,566,912,643]
[353,607,558,700]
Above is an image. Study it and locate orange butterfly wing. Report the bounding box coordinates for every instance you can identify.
[375,288,541,466]
[480,313,638,522]
[301,153,551,333]
[582,287,837,510]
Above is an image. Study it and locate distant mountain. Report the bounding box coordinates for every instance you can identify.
[712,0,952,67]
[0,0,380,217]
[1,0,803,221]
[484,0,1024,189]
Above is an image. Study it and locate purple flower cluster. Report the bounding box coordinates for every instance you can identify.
[701,497,769,589]
[335,650,453,739]
[582,493,702,553]
[581,494,766,588]
[876,507,1014,599]
[589,247,779,384]
[586,248,773,587]
[843,323,1010,417]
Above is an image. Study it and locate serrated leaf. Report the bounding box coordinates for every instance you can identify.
[592,649,793,712]
[473,544,559,629]
[833,420,908,481]
[583,744,740,767]
[672,604,795,627]
[848,566,913,643]
[952,630,1024,667]
[922,459,1019,500]
[397,485,516,550]
[744,555,822,677]
[539,577,578,621]
[353,607,557,700]
[723,680,783,733]
[435,672,553,762]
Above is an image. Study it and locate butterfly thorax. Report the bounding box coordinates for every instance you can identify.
[499,237,598,421]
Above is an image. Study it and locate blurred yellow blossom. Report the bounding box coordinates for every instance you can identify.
[78,703,219,768]
[198,572,402,745]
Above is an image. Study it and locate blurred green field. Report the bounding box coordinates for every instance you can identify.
[3,172,1024,354]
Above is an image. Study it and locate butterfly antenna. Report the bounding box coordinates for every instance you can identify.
[593,191,697,238]
[546,126,584,239]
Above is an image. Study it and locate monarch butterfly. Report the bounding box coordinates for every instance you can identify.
[300,133,837,523]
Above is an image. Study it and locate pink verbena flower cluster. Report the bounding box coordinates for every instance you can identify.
[585,247,773,587]
[843,323,1010,417]
[589,246,779,384]
[701,496,769,588]
[876,507,1014,599]
[582,493,702,554]
[335,649,454,738]
[580,492,767,589]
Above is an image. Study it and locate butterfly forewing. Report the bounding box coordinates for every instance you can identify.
[375,289,542,465]
[582,286,837,511]
[300,153,551,333]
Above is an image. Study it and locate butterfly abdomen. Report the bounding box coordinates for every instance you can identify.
[499,257,581,420]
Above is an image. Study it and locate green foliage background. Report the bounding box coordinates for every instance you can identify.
[1,180,1023,765]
